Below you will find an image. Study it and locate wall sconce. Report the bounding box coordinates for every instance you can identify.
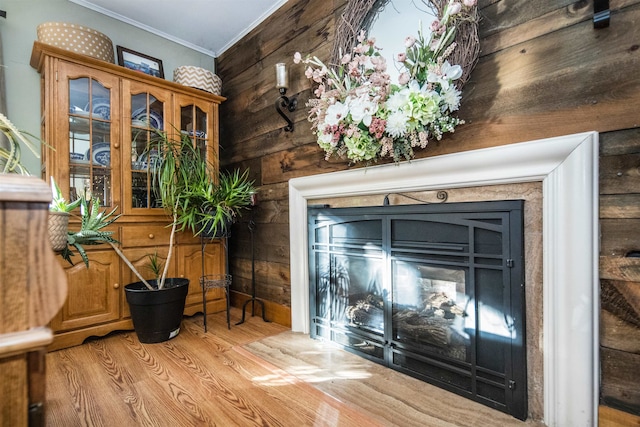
[275,63,297,132]
[593,0,610,28]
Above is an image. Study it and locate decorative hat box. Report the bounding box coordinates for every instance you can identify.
[173,66,222,95]
[37,22,114,63]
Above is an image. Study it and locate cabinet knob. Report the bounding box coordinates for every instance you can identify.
[148,234,155,239]
[113,283,120,289]
[113,142,120,149]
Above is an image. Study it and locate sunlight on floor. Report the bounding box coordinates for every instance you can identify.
[314,402,341,426]
[252,361,373,386]
[250,341,373,386]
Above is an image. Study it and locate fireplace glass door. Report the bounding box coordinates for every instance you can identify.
[308,200,527,420]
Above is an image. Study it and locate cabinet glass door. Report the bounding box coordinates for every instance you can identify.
[125,86,169,213]
[68,77,113,206]
[181,105,208,158]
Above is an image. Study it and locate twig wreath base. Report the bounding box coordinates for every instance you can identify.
[332,0,479,90]
[296,0,480,164]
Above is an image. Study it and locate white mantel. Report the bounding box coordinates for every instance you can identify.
[288,132,599,426]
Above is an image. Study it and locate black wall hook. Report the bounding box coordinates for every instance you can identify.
[275,88,297,132]
[593,0,610,28]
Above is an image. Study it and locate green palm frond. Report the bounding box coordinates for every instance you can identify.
[0,113,44,175]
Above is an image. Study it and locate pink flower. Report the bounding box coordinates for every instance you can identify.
[431,20,446,35]
[369,117,387,139]
[398,72,410,85]
[449,2,462,15]
[312,66,326,83]
[341,53,351,65]
[354,44,367,55]
[305,66,314,79]
[293,52,302,64]
[369,72,390,88]
[396,52,406,62]
[348,64,361,78]
[463,0,476,6]
[404,36,416,48]
[314,83,325,98]
[370,55,387,72]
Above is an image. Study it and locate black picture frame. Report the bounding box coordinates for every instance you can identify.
[116,46,164,79]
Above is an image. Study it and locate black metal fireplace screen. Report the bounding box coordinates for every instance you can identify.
[308,200,527,420]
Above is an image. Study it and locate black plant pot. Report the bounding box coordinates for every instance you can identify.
[199,217,232,239]
[124,278,189,343]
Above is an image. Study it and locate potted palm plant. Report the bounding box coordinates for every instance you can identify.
[123,130,256,343]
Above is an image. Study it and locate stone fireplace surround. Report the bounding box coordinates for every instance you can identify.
[288,132,598,426]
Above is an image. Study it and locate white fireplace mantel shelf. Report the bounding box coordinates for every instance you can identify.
[289,132,599,427]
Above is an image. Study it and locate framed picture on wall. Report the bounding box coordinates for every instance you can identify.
[116,46,164,79]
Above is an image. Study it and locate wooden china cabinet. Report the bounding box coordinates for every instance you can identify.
[30,41,227,351]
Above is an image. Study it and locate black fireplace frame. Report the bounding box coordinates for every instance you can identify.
[308,200,527,420]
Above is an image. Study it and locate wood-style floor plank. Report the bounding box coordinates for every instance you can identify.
[241,329,546,427]
[45,309,543,426]
[45,309,379,426]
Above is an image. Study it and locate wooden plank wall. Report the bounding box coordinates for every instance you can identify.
[216,0,640,420]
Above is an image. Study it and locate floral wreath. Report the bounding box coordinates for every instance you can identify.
[294,0,479,164]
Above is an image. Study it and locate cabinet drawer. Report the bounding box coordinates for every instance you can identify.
[121,225,172,248]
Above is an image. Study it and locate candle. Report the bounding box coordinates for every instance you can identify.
[275,63,288,89]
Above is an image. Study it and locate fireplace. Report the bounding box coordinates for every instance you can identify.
[289,132,599,426]
[308,200,527,419]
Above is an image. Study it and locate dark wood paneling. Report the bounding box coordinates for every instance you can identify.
[601,347,640,414]
[601,127,640,156]
[601,279,640,332]
[216,0,640,417]
[601,219,640,255]
[601,194,640,218]
[600,153,640,195]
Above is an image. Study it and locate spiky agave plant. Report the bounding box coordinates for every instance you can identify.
[60,196,120,267]
[49,176,82,212]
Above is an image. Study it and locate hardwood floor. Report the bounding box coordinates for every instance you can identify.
[45,309,377,426]
[45,308,543,426]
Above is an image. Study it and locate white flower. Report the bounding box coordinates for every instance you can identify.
[348,95,378,127]
[427,61,462,90]
[386,89,409,111]
[407,79,427,94]
[441,85,462,111]
[441,61,463,81]
[324,101,348,126]
[318,131,334,146]
[386,110,409,138]
[449,2,462,15]
[293,52,302,64]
